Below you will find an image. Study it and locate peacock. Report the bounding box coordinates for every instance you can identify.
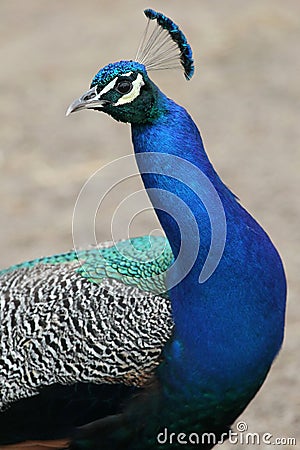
[0,9,286,450]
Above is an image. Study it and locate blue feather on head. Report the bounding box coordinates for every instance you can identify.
[90,60,146,88]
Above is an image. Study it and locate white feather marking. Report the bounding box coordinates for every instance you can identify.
[115,73,145,106]
[98,77,118,97]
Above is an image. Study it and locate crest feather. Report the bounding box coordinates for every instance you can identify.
[136,9,194,80]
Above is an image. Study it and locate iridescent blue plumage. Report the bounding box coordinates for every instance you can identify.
[0,9,286,450]
[91,61,146,88]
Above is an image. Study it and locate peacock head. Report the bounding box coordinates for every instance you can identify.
[66,9,194,125]
[66,60,163,124]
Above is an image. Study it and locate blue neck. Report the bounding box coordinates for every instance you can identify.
[131,93,286,403]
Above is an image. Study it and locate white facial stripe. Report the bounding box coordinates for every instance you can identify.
[115,73,145,106]
[98,77,118,97]
[94,72,133,100]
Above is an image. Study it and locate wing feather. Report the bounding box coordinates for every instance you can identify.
[0,237,174,412]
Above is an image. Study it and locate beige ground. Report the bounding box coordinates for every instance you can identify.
[0,0,299,448]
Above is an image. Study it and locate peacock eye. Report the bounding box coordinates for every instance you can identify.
[115,80,133,95]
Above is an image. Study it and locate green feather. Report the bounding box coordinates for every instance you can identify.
[0,236,173,296]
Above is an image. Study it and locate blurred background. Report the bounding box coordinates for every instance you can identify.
[0,0,299,448]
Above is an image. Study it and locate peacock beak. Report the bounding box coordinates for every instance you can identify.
[66,86,107,116]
